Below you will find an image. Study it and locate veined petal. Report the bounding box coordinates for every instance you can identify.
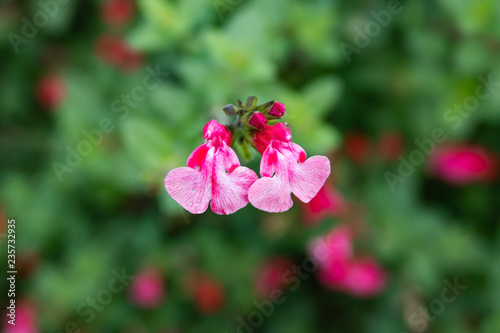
[248,177,293,213]
[210,144,258,215]
[260,144,280,178]
[290,142,307,163]
[211,166,259,215]
[164,167,212,214]
[218,142,241,172]
[289,156,331,203]
[164,147,214,214]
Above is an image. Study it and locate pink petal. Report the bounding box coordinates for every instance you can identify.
[209,144,258,215]
[290,156,331,203]
[341,258,387,297]
[252,123,292,154]
[164,166,212,214]
[259,144,280,177]
[203,119,231,144]
[211,166,258,215]
[186,144,210,169]
[317,260,350,288]
[248,177,293,213]
[308,226,352,267]
[302,185,347,224]
[290,142,307,162]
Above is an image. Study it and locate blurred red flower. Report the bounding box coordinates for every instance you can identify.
[95,34,143,72]
[254,257,293,298]
[377,131,405,162]
[101,0,135,26]
[193,274,225,315]
[301,184,347,225]
[36,74,65,110]
[344,131,370,164]
[129,268,165,308]
[428,144,498,185]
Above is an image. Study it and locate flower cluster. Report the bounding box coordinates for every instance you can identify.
[164,97,331,215]
[308,226,386,297]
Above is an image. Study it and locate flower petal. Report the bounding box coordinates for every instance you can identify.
[211,166,259,215]
[248,177,293,213]
[164,167,212,214]
[210,144,258,215]
[260,144,280,177]
[187,144,210,169]
[290,156,331,203]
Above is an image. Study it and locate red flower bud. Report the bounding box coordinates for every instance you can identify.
[249,112,268,130]
[268,102,286,118]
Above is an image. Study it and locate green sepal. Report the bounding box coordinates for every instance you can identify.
[245,96,258,110]
[255,100,275,113]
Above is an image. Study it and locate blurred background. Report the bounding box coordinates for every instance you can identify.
[1,0,500,332]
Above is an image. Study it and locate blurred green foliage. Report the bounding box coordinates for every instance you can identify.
[1,0,500,332]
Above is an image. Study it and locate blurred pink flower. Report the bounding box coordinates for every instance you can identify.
[340,258,387,297]
[428,144,498,185]
[4,301,38,333]
[129,268,165,308]
[36,74,65,110]
[101,0,135,26]
[308,226,387,297]
[308,225,352,267]
[165,120,258,215]
[249,123,331,213]
[254,257,293,298]
[301,184,347,225]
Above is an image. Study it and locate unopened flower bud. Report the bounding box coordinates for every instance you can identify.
[249,112,268,130]
[268,102,286,118]
[223,104,237,116]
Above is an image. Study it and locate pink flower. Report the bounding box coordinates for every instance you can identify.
[308,226,352,269]
[301,184,347,225]
[248,123,331,213]
[428,144,498,185]
[268,102,286,118]
[308,227,387,297]
[4,301,38,333]
[165,120,258,215]
[129,268,165,308]
[254,257,293,298]
[339,258,387,297]
[249,112,268,130]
